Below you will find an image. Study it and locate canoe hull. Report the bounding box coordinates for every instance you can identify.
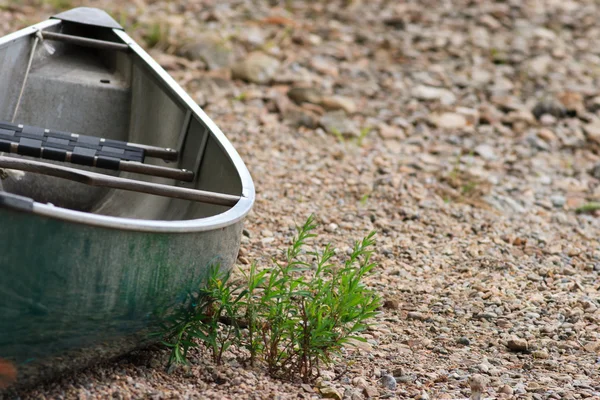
[0,204,243,390]
[0,6,256,393]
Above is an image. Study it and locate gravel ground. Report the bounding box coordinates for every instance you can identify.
[2,0,600,399]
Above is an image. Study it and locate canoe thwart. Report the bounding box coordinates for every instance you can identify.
[40,31,130,52]
[0,156,241,207]
[0,121,193,182]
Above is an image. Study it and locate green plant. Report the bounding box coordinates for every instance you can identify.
[356,126,371,146]
[158,215,381,383]
[575,202,600,214]
[143,22,169,49]
[330,127,345,143]
[158,265,245,366]
[359,193,370,206]
[42,0,73,11]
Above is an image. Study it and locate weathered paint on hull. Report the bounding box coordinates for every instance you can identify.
[0,206,242,391]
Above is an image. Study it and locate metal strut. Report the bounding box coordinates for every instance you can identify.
[0,156,240,207]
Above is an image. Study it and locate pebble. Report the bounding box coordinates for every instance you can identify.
[319,386,342,400]
[537,128,556,142]
[532,97,566,119]
[457,337,471,346]
[411,85,456,105]
[430,112,468,130]
[550,195,566,208]
[377,124,405,140]
[320,110,360,137]
[179,32,233,70]
[507,337,529,352]
[320,96,357,114]
[407,311,428,321]
[583,121,600,145]
[417,390,431,400]
[499,385,514,395]
[380,375,396,391]
[383,299,400,310]
[231,52,280,84]
[287,87,323,105]
[527,54,552,77]
[362,385,378,399]
[474,144,496,161]
[590,163,600,180]
[532,349,550,359]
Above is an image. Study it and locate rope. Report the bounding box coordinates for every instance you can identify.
[11,31,42,123]
[2,31,43,181]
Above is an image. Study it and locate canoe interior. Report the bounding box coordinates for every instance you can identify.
[0,20,242,220]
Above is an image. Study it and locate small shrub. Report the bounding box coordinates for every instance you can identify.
[158,215,381,382]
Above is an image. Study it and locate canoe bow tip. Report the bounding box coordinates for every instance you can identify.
[51,7,123,30]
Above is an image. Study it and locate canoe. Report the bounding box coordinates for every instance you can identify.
[0,7,254,392]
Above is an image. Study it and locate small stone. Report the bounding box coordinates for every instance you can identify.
[532,349,549,359]
[457,337,471,346]
[320,386,342,400]
[320,96,357,114]
[499,385,514,395]
[345,338,373,351]
[412,85,456,105]
[584,341,600,353]
[243,26,266,47]
[383,299,400,310]
[383,16,405,29]
[283,106,319,129]
[287,87,323,105]
[532,97,566,120]
[456,106,480,125]
[590,162,600,180]
[238,256,249,265]
[583,121,600,145]
[326,223,338,232]
[558,91,584,115]
[301,384,315,393]
[417,390,430,400]
[380,375,396,391]
[212,371,228,384]
[527,382,541,392]
[310,56,339,77]
[505,109,536,125]
[430,112,468,130]
[320,111,360,137]
[179,33,233,70]
[468,374,486,400]
[407,311,428,321]
[362,385,378,398]
[550,195,566,208]
[474,144,496,160]
[586,95,600,112]
[351,390,364,400]
[537,128,556,142]
[232,52,280,84]
[377,124,405,140]
[507,336,528,352]
[261,229,273,237]
[526,54,552,77]
[539,113,557,125]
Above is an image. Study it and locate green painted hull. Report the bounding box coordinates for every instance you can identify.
[0,205,242,391]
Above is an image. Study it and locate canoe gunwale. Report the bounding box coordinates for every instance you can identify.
[0,17,256,234]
